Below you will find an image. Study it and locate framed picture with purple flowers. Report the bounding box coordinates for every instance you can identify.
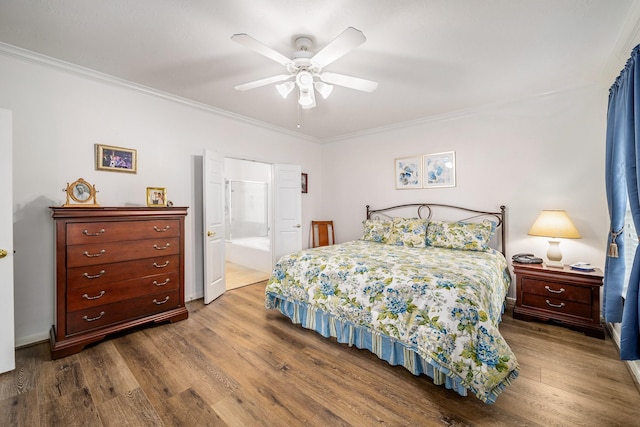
[423,151,456,188]
[395,156,422,189]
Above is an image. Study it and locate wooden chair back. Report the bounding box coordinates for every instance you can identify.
[311,220,335,248]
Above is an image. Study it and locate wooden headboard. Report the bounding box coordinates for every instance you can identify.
[366,203,507,256]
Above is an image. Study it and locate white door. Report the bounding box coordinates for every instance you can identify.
[0,110,14,373]
[203,150,225,304]
[273,164,302,263]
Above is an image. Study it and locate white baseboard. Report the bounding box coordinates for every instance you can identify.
[606,322,640,388]
[15,331,50,349]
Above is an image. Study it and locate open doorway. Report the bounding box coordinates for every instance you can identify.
[224,158,272,290]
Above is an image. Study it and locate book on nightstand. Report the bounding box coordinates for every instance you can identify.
[570,262,595,272]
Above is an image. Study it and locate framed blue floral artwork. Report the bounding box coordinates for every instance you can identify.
[395,156,422,189]
[423,151,456,188]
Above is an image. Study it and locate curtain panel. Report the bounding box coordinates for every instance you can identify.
[605,44,640,360]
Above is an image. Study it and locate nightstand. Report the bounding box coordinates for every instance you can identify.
[512,263,604,339]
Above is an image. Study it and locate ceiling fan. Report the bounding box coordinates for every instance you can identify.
[231,27,378,109]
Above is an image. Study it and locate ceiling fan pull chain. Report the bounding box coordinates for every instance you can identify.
[297,102,301,128]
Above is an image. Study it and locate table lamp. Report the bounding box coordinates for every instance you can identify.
[527,210,581,268]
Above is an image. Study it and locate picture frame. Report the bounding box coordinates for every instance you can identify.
[96,144,137,173]
[301,173,308,194]
[146,187,167,207]
[423,151,456,188]
[395,156,422,189]
[63,177,100,207]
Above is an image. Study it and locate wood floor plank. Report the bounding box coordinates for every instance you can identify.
[1,281,639,426]
[111,330,187,409]
[96,387,165,427]
[0,388,40,427]
[77,340,140,404]
[39,387,102,427]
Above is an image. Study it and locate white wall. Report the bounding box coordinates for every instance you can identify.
[322,86,609,300]
[0,52,323,346]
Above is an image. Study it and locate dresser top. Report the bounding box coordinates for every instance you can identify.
[50,206,188,219]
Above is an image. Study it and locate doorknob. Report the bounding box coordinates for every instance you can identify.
[0,249,7,259]
[294,224,301,228]
[207,231,216,237]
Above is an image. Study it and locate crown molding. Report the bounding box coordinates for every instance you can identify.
[601,0,640,84]
[0,42,320,144]
[322,84,604,144]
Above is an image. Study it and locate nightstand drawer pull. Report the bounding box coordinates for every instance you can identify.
[153,225,170,232]
[153,296,170,305]
[544,285,565,294]
[153,261,170,268]
[545,300,566,308]
[153,243,170,250]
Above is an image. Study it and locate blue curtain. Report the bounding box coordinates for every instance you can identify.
[605,44,640,360]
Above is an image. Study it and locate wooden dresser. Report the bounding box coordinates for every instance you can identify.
[50,206,189,359]
[512,263,604,339]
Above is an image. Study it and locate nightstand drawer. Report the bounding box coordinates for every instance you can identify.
[520,277,591,304]
[521,293,592,318]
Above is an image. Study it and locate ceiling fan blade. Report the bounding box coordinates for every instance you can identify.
[311,27,366,68]
[231,33,292,66]
[320,72,378,92]
[234,74,292,91]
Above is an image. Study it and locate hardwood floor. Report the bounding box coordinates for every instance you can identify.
[1,281,639,426]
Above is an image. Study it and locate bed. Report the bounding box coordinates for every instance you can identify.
[265,203,519,404]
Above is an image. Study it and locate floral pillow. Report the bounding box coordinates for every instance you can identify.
[362,218,428,247]
[361,219,395,244]
[389,217,428,248]
[426,220,496,251]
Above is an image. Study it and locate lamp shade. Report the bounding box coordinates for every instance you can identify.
[528,210,581,239]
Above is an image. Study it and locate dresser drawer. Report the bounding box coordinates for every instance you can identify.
[67,237,179,267]
[520,277,591,304]
[67,255,179,288]
[521,293,592,319]
[67,220,180,245]
[67,289,181,335]
[66,271,180,311]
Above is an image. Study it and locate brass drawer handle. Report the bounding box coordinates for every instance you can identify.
[153,261,170,268]
[153,278,170,287]
[83,249,106,258]
[82,311,105,322]
[153,296,170,305]
[545,300,566,309]
[153,243,170,250]
[82,290,105,300]
[83,270,106,279]
[154,225,171,232]
[544,285,565,294]
[83,229,105,236]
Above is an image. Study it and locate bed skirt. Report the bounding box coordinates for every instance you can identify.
[265,292,518,404]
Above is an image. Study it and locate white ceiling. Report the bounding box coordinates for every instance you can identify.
[0,0,638,141]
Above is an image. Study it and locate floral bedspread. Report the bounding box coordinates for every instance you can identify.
[265,240,519,402]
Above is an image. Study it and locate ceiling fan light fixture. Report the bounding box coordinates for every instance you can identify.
[276,81,295,98]
[314,81,333,99]
[298,88,316,109]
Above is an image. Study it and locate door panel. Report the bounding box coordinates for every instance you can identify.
[0,109,14,373]
[273,164,302,263]
[203,150,225,304]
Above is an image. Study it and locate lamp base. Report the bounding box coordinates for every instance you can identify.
[545,260,564,268]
